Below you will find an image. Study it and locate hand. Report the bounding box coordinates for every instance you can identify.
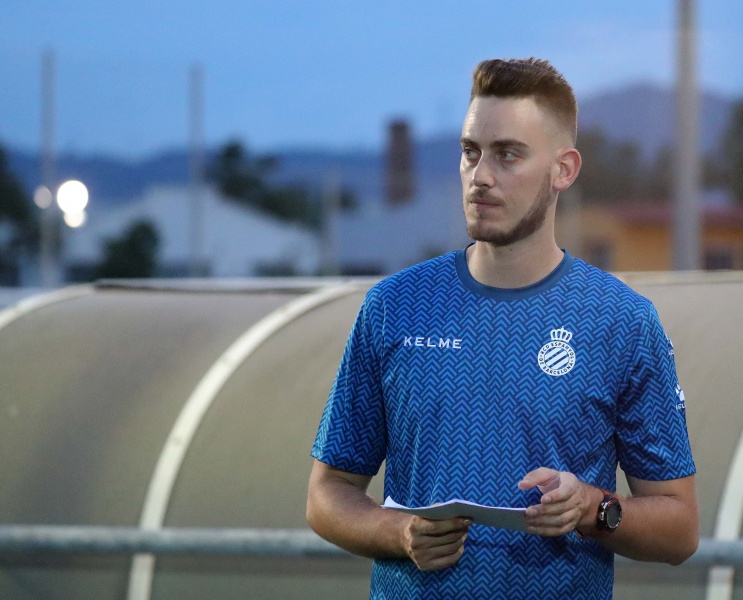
[401,515,472,571]
[518,467,598,537]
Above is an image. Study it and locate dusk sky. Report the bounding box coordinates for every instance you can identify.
[2,0,742,158]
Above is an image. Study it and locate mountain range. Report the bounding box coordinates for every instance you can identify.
[5,82,739,207]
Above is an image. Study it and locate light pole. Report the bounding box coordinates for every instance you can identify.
[40,49,57,288]
[189,64,205,277]
[672,0,701,270]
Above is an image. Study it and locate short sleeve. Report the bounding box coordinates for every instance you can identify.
[615,303,696,481]
[311,289,387,476]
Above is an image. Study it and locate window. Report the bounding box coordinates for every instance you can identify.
[583,241,613,271]
[704,247,734,270]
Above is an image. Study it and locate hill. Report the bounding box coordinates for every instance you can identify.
[579,82,735,160]
[5,83,738,206]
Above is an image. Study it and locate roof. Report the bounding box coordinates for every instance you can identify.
[603,203,743,228]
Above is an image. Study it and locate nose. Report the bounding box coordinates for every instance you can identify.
[471,156,496,188]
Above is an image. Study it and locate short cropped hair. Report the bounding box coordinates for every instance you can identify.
[471,58,578,145]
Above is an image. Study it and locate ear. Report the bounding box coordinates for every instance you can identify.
[553,148,582,192]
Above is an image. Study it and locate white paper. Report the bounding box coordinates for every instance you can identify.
[381,496,528,532]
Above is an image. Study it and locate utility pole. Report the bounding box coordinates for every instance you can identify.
[188,64,205,277]
[672,0,701,270]
[40,49,57,287]
[321,169,341,276]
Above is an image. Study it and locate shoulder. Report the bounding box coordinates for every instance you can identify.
[567,257,656,318]
[366,251,458,302]
[352,252,458,342]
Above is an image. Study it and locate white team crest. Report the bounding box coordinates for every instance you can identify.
[537,327,576,376]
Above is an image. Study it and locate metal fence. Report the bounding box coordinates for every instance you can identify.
[0,526,738,566]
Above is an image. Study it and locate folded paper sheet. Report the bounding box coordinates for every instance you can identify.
[381,496,528,532]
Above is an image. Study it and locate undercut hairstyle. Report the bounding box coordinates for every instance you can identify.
[470,58,578,145]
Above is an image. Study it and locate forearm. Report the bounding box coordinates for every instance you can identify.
[521,469,698,565]
[306,465,409,559]
[579,483,699,565]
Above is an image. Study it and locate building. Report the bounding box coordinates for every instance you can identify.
[62,185,321,280]
[556,200,743,272]
[332,127,470,275]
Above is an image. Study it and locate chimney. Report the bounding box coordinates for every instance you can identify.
[385,119,415,205]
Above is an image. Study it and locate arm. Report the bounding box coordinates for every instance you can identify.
[307,459,471,570]
[519,468,699,565]
[601,474,698,563]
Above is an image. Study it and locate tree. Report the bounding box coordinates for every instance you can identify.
[576,128,680,204]
[0,150,32,224]
[0,146,37,284]
[723,99,743,203]
[209,140,359,231]
[211,141,269,199]
[93,220,159,279]
[644,145,673,200]
[576,129,642,202]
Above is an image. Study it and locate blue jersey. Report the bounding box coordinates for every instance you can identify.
[312,248,695,600]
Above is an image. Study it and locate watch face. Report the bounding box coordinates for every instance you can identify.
[599,494,623,531]
[605,501,622,529]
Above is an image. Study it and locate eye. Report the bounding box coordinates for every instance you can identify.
[461,147,479,161]
[499,150,517,161]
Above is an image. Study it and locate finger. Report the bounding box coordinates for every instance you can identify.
[404,521,469,563]
[538,473,562,495]
[526,492,579,517]
[539,475,582,505]
[414,531,468,554]
[411,516,471,536]
[527,520,579,537]
[412,529,469,550]
[518,467,560,491]
[419,531,467,548]
[527,505,580,526]
[539,485,575,505]
[525,506,582,536]
[412,536,467,571]
[416,545,465,571]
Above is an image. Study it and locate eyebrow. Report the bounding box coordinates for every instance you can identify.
[460,137,530,151]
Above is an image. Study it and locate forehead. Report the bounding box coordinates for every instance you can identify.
[462,96,551,146]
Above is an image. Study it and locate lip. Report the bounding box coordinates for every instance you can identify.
[469,198,505,209]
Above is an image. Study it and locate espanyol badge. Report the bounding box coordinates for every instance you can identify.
[537,326,576,377]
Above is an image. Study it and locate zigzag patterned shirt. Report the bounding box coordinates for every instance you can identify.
[312,248,696,600]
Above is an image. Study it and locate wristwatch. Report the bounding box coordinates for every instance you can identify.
[596,490,622,532]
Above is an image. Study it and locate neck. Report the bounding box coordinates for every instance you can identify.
[466,234,564,289]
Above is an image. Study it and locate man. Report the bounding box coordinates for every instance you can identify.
[307,58,698,599]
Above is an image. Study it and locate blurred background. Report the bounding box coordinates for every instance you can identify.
[1,0,742,289]
[1,2,743,600]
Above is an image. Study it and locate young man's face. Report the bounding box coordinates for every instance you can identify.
[460,95,565,247]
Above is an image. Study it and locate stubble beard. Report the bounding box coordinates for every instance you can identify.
[465,171,554,247]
